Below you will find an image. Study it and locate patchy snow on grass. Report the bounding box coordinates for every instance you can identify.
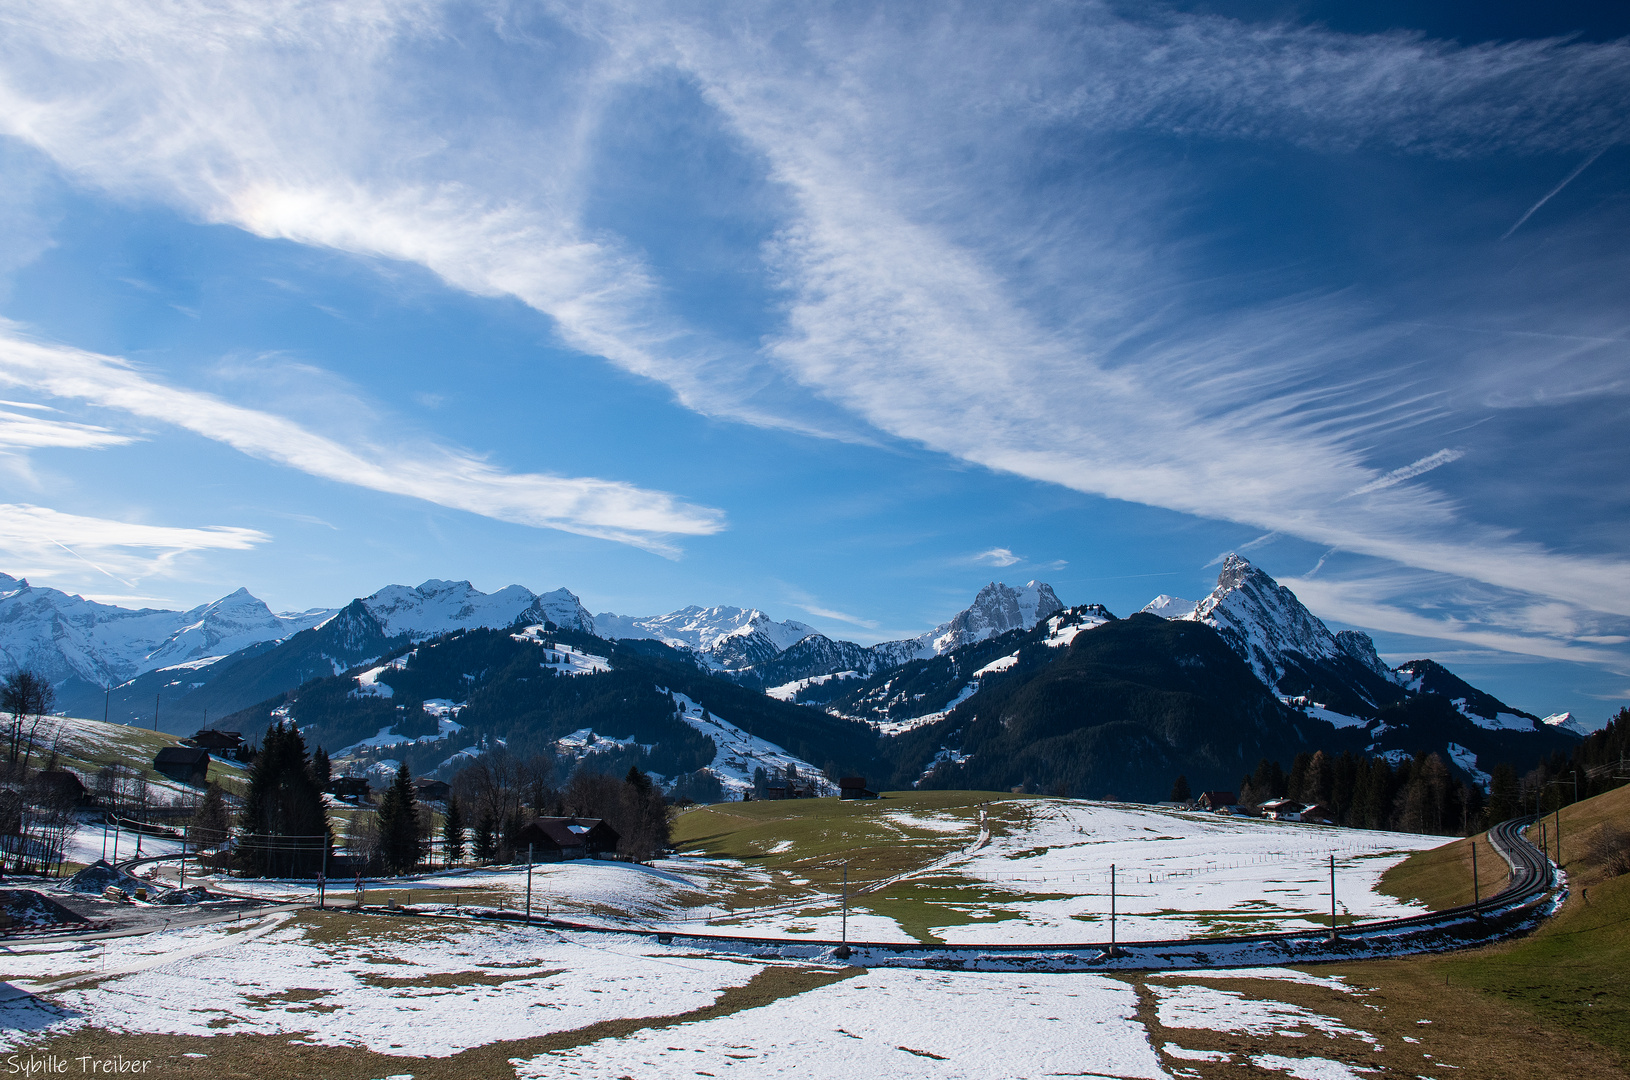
[2,916,762,1059]
[1252,1054,1381,1079]
[1152,983,1369,1040]
[516,969,1167,1080]
[924,800,1447,944]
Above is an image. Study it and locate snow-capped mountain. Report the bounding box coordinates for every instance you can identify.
[592,606,816,672]
[1140,595,1195,619]
[1542,711,1593,736]
[362,579,592,639]
[913,581,1064,658]
[1151,555,1406,720]
[0,573,330,702]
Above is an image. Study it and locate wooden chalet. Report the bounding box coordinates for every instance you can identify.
[512,816,620,861]
[411,777,452,804]
[1197,790,1236,812]
[153,747,211,787]
[26,769,90,806]
[838,776,878,800]
[186,729,245,759]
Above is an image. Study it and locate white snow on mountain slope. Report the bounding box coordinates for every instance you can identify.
[360,579,591,639]
[0,573,330,690]
[1446,743,1492,789]
[1184,556,1346,691]
[765,670,860,702]
[593,605,816,673]
[1542,711,1595,735]
[511,625,612,675]
[1042,606,1113,648]
[1140,594,1196,619]
[666,691,827,794]
[1281,697,1368,730]
[1454,700,1538,732]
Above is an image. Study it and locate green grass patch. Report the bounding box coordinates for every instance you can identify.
[1378,832,1508,911]
[1423,783,1630,1061]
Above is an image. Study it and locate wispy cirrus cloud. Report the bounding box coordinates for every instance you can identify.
[0,502,266,586]
[974,547,1022,568]
[2,1,1628,650]
[0,406,132,450]
[0,329,723,553]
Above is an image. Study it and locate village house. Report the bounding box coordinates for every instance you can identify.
[511,816,621,861]
[153,747,211,787]
[1197,790,1236,812]
[838,776,878,800]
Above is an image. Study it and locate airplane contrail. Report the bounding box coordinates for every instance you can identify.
[1501,148,1606,240]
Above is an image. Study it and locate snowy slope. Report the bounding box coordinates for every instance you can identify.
[0,573,330,691]
[1139,595,1195,619]
[1178,556,1405,718]
[667,691,829,795]
[1543,711,1595,736]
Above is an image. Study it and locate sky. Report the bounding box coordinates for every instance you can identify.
[0,0,1626,727]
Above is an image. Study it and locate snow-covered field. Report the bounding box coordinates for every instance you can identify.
[671,799,1449,944]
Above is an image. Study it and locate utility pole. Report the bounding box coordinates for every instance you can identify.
[1109,863,1118,956]
[103,690,109,726]
[841,861,849,947]
[179,827,187,890]
[1547,778,1577,866]
[526,844,534,922]
[1470,837,1481,922]
[1328,854,1338,941]
[319,839,328,910]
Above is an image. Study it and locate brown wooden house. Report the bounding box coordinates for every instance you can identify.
[154,747,211,787]
[512,817,620,861]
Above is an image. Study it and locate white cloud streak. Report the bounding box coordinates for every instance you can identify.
[1344,449,1465,497]
[0,502,266,585]
[0,407,132,450]
[0,330,723,553]
[1501,148,1606,239]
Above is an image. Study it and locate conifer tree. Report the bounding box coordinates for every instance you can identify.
[310,746,331,790]
[191,782,232,850]
[238,721,331,877]
[1169,774,1191,802]
[473,809,497,862]
[442,796,465,868]
[376,761,424,875]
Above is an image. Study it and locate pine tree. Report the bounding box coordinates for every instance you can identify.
[238,721,331,877]
[310,746,331,790]
[443,797,465,868]
[376,761,424,875]
[191,782,232,850]
[473,809,497,863]
[1169,774,1191,802]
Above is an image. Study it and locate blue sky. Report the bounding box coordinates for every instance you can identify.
[0,1,1626,726]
